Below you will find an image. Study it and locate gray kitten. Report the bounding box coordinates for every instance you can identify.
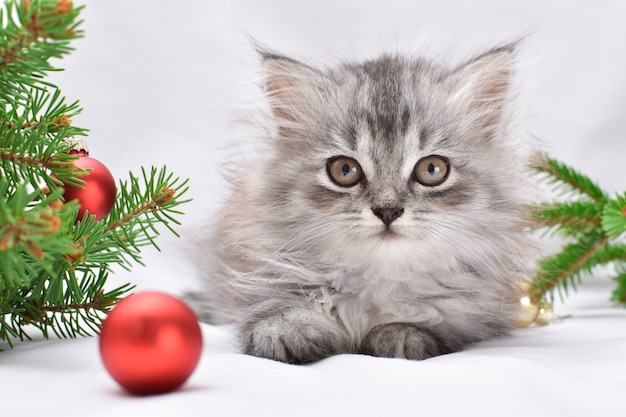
[192,44,538,364]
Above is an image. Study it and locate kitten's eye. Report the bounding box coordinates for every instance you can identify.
[327,156,363,187]
[413,155,450,187]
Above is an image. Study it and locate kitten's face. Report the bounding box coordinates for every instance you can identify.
[260,50,522,268]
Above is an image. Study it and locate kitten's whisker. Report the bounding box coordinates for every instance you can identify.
[258,219,354,278]
[277,219,348,253]
[423,218,521,279]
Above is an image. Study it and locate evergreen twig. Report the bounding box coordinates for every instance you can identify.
[531,152,608,202]
[530,153,626,307]
[0,0,190,347]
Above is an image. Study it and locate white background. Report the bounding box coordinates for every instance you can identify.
[3,1,626,416]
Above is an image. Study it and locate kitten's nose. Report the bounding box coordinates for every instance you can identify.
[372,207,404,227]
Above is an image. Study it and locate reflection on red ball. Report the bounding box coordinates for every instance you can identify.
[63,152,116,221]
[99,292,203,395]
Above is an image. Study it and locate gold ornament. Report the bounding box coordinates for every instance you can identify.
[534,302,553,326]
[514,279,553,328]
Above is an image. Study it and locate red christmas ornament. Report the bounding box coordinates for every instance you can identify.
[99,292,203,395]
[62,150,116,221]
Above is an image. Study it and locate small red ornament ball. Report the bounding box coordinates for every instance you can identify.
[99,292,203,395]
[63,150,116,221]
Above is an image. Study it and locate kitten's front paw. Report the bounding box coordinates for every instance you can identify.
[240,306,348,364]
[361,323,450,360]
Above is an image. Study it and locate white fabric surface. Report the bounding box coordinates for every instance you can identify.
[3,277,625,417]
[3,1,626,416]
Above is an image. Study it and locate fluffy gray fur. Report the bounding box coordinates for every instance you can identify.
[190,44,538,364]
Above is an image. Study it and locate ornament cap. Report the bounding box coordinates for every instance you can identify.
[64,137,90,155]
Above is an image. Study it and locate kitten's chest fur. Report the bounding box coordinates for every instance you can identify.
[312,253,510,343]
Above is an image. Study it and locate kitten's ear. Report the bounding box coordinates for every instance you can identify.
[258,48,325,123]
[448,45,515,131]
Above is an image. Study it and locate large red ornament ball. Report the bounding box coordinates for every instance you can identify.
[99,291,203,395]
[62,151,116,221]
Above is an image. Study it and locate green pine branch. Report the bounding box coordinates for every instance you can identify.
[531,152,608,202]
[532,200,602,236]
[611,269,626,304]
[0,0,83,96]
[0,166,190,347]
[69,166,191,272]
[0,1,190,348]
[0,179,77,287]
[530,153,626,307]
[603,193,626,237]
[532,233,607,302]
